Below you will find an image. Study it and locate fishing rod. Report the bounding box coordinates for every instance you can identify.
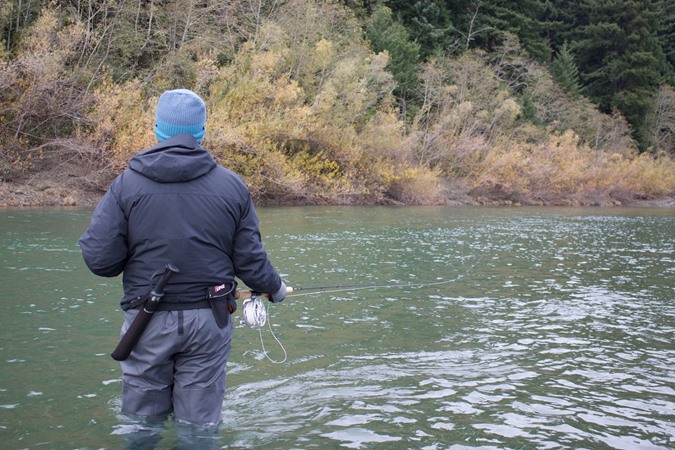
[234,276,472,364]
[236,278,469,302]
[286,253,485,297]
[287,282,406,294]
[236,269,479,301]
[235,249,485,301]
[234,281,415,328]
[234,258,481,363]
[233,281,419,364]
[234,280,418,301]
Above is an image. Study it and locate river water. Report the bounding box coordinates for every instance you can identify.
[0,206,673,449]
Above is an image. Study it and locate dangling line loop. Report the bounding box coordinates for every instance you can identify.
[259,310,287,364]
[240,294,287,364]
[238,254,482,364]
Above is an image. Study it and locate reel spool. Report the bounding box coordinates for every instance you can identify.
[240,294,267,328]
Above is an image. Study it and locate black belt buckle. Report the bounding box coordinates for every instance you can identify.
[207,282,236,328]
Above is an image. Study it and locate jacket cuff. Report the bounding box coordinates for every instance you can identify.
[270,281,288,303]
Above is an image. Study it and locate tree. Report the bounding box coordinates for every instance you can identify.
[536,0,575,54]
[366,5,420,109]
[1,0,46,53]
[656,0,675,85]
[385,0,452,58]
[574,0,663,150]
[481,0,551,61]
[551,42,582,98]
[646,85,675,154]
[445,0,493,52]
[436,0,551,60]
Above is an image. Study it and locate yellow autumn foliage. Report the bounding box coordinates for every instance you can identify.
[87,79,156,168]
[472,130,675,204]
[77,33,673,206]
[5,0,672,207]
[387,167,445,205]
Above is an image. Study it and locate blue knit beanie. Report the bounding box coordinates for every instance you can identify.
[154,89,207,143]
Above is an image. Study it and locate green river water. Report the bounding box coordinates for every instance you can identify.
[0,206,673,449]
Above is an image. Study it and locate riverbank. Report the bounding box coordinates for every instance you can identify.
[0,181,102,208]
[1,180,673,208]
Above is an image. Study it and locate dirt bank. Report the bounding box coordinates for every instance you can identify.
[0,181,102,208]
[1,180,673,209]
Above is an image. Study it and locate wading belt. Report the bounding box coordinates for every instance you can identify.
[129,299,209,311]
[129,281,234,312]
[154,299,211,311]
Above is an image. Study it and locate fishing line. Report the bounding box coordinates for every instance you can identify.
[240,295,287,364]
[241,253,482,363]
[258,310,287,364]
[287,271,474,298]
[288,251,484,298]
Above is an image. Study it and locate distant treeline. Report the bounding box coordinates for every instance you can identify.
[1,0,674,205]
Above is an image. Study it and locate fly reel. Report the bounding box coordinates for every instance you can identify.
[240,294,267,328]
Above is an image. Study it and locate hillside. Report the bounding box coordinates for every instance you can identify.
[1,1,674,207]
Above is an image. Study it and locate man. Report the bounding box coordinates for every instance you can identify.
[79,89,287,431]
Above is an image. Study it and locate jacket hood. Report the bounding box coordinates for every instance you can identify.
[128,133,216,183]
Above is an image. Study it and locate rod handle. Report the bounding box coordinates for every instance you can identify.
[235,286,293,300]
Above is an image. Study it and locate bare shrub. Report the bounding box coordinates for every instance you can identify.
[206,0,415,204]
[412,51,522,177]
[523,59,636,153]
[86,78,156,169]
[471,130,675,204]
[645,85,675,155]
[0,8,90,177]
[387,167,445,205]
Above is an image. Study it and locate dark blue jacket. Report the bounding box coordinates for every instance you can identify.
[79,134,282,310]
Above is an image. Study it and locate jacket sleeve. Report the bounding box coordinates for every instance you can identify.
[79,177,129,277]
[232,193,282,295]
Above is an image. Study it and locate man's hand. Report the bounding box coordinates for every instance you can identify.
[269,281,289,303]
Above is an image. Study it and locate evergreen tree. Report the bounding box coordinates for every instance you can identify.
[657,0,675,85]
[482,0,551,61]
[538,0,575,54]
[573,0,663,149]
[384,0,452,58]
[366,5,421,108]
[551,42,582,98]
[438,0,551,60]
